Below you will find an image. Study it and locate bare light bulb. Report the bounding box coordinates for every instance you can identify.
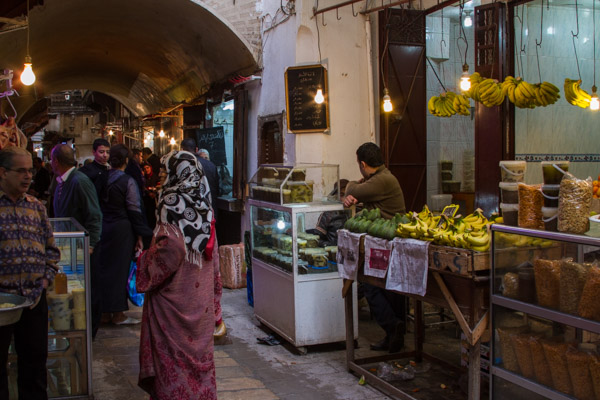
[277,220,285,230]
[314,88,325,104]
[591,87,599,111]
[159,129,165,138]
[169,137,176,145]
[464,12,473,28]
[21,56,36,86]
[382,88,393,113]
[108,130,114,136]
[460,64,471,91]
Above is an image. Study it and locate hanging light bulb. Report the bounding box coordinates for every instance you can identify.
[464,11,473,28]
[21,56,36,86]
[21,0,35,86]
[158,129,165,138]
[169,137,176,145]
[108,129,114,136]
[460,64,471,92]
[314,87,325,104]
[382,88,393,113]
[591,86,599,111]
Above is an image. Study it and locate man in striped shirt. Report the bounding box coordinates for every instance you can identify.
[0,146,60,399]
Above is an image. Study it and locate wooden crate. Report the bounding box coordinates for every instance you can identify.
[428,243,565,276]
[428,244,490,275]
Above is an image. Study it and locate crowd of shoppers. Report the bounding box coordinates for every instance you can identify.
[0,132,222,399]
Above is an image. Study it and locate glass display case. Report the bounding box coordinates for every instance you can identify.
[249,198,358,351]
[490,224,600,400]
[9,218,92,399]
[248,163,340,205]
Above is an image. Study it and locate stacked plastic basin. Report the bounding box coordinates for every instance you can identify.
[541,161,569,231]
[499,161,526,226]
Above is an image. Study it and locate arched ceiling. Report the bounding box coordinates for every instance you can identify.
[0,0,259,120]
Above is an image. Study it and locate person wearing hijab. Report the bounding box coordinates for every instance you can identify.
[136,150,217,400]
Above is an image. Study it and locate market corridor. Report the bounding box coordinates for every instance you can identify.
[91,288,395,400]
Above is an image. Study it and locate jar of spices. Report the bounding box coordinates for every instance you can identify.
[54,271,68,295]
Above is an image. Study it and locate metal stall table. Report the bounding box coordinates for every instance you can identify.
[342,239,490,400]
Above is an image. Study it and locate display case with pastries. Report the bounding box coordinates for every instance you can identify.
[490,224,600,400]
[249,189,357,348]
[248,163,341,205]
[7,218,93,399]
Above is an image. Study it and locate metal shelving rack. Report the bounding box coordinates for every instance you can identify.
[490,224,600,400]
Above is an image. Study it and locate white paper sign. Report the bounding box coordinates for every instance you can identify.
[364,235,393,279]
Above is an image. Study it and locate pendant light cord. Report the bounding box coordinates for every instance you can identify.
[26,0,30,57]
[594,0,596,87]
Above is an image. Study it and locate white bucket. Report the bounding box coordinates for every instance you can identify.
[499,161,526,182]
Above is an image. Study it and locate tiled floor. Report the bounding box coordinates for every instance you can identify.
[91,288,470,400]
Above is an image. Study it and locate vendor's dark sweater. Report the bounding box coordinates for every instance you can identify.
[79,161,109,198]
[345,166,406,219]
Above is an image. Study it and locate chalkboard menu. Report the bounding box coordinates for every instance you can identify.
[285,64,330,133]
[194,127,226,166]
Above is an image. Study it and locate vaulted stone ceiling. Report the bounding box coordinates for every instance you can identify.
[0,0,259,121]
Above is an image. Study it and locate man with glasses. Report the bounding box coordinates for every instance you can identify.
[0,146,60,399]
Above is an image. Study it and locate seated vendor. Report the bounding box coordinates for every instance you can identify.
[343,142,407,353]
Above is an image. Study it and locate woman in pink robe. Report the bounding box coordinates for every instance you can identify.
[137,150,217,400]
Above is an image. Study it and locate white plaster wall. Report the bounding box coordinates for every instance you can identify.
[294,0,373,182]
[247,0,375,184]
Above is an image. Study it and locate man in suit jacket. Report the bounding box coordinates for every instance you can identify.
[51,144,103,338]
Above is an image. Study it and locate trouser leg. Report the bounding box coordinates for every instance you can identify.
[0,321,15,399]
[362,283,400,337]
[90,249,102,339]
[14,292,48,400]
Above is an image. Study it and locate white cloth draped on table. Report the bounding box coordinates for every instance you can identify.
[386,238,430,296]
[336,229,365,280]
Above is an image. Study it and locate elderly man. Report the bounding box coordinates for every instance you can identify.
[51,144,103,338]
[344,142,407,353]
[0,146,60,399]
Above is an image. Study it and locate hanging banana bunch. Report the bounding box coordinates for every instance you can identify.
[428,92,456,117]
[533,81,561,106]
[464,72,482,102]
[564,78,592,108]
[452,93,471,116]
[502,76,560,108]
[478,78,505,107]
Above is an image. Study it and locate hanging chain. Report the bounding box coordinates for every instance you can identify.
[440,8,447,55]
[535,0,544,82]
[571,0,582,81]
[457,0,469,66]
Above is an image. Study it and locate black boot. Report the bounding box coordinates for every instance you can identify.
[369,336,389,351]
[389,321,405,353]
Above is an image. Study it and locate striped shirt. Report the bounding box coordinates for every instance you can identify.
[0,190,60,302]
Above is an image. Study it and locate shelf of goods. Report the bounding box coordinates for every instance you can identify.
[249,198,357,351]
[340,230,490,400]
[490,224,600,400]
[7,218,92,399]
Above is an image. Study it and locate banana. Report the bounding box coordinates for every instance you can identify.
[471,242,490,252]
[428,96,437,115]
[465,232,490,247]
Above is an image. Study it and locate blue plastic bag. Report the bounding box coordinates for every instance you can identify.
[127,260,144,307]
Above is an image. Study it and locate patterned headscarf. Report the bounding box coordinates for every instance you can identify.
[157,150,213,263]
